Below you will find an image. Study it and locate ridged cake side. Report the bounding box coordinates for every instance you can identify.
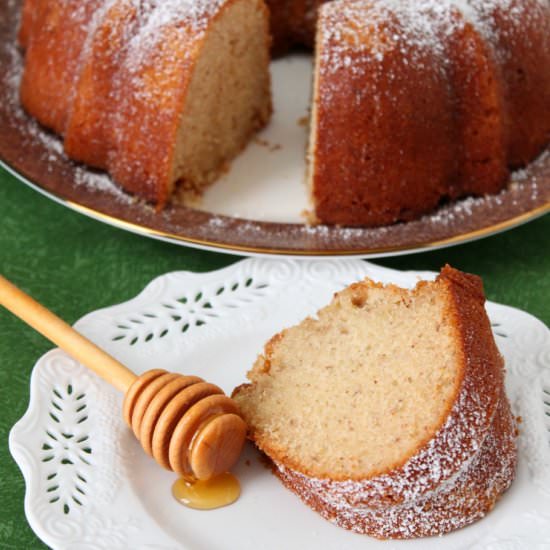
[19,0,272,207]
[308,0,550,226]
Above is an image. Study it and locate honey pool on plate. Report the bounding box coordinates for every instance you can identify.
[172,473,241,510]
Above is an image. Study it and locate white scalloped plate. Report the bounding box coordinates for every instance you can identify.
[9,259,550,549]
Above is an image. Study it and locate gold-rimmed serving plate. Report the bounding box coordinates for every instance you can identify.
[1,0,548,258]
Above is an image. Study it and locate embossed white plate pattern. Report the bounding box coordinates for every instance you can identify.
[9,259,550,549]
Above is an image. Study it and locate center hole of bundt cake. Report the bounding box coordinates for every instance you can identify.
[237,282,463,479]
[171,0,271,199]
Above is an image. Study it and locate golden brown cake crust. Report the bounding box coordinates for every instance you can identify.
[19,0,104,135]
[310,3,456,227]
[443,10,508,197]
[473,0,550,168]
[234,266,517,537]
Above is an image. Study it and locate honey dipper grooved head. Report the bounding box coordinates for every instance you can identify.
[190,413,247,480]
[123,370,247,480]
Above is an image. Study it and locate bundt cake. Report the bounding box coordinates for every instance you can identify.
[17,0,550,225]
[233,266,517,538]
[18,0,272,206]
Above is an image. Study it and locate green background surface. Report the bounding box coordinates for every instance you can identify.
[0,164,548,549]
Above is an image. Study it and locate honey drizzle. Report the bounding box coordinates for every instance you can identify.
[172,472,240,510]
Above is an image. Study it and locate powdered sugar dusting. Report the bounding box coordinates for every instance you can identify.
[72,168,134,202]
[320,0,454,73]
[2,36,68,164]
[135,0,226,34]
[316,0,549,123]
[276,394,517,537]
[122,0,226,76]
[319,0,543,74]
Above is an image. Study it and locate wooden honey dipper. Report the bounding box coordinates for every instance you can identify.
[0,275,247,481]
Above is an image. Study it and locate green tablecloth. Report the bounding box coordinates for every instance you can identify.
[1,165,548,548]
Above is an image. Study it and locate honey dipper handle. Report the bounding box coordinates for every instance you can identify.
[0,275,136,392]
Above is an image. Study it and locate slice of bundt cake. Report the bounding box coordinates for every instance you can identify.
[233,266,517,538]
[19,0,272,206]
